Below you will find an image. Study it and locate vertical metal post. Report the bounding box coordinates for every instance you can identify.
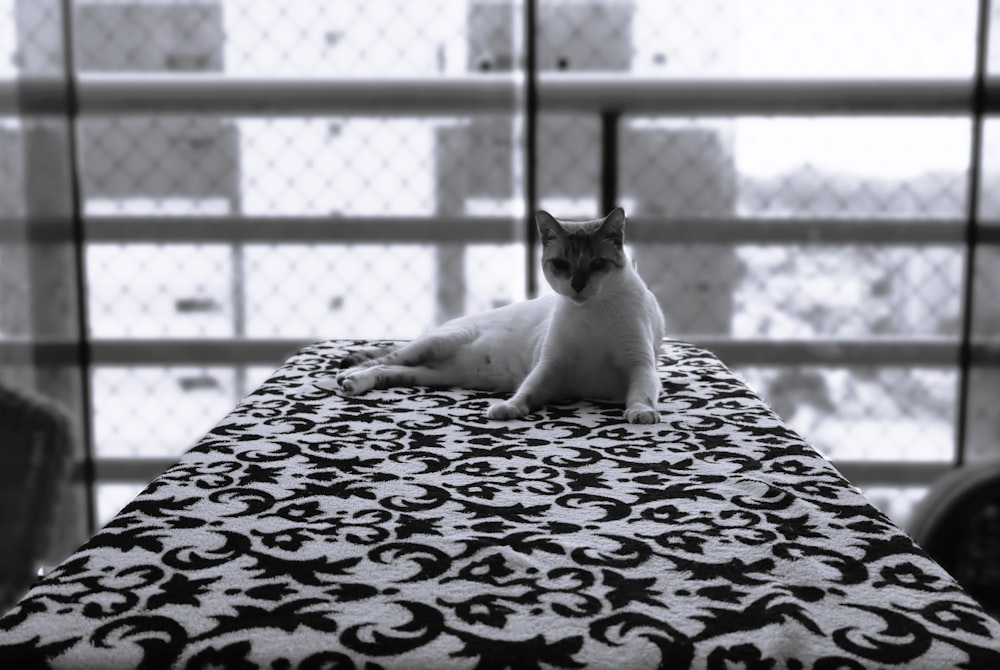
[58,0,97,533]
[523,0,539,298]
[230,159,247,395]
[955,0,991,467]
[600,111,620,215]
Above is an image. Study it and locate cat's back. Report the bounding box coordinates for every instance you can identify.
[442,293,555,340]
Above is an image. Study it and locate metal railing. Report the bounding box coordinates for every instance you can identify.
[2,7,997,498]
[4,73,996,116]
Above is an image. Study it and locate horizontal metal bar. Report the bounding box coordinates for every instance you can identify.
[975,224,1000,244]
[539,75,986,116]
[91,339,313,365]
[832,461,954,486]
[0,339,310,366]
[4,216,975,246]
[628,218,968,245]
[4,75,997,117]
[3,74,520,116]
[0,340,85,366]
[691,337,964,366]
[5,217,996,246]
[0,217,71,243]
[86,458,177,483]
[82,216,520,244]
[6,338,1000,367]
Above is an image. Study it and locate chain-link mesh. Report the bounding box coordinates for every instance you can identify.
[627,0,976,78]
[3,0,1000,532]
[530,0,981,486]
[992,0,1000,75]
[737,365,957,462]
[733,245,963,339]
[982,119,1000,224]
[0,118,28,350]
[1,1,93,582]
[65,0,524,505]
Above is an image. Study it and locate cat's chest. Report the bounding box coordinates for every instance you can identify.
[552,302,640,352]
[546,307,639,400]
[557,345,629,401]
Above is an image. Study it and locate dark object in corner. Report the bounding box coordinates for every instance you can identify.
[0,386,73,611]
[909,462,1000,620]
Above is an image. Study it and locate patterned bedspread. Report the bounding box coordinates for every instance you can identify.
[2,340,999,669]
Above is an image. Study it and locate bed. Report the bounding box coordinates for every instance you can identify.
[2,339,999,669]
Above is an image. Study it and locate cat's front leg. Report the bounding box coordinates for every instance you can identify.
[486,363,554,421]
[625,363,662,424]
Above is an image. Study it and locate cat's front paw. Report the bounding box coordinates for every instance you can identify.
[487,401,528,421]
[625,406,661,424]
[337,370,375,396]
[335,368,354,389]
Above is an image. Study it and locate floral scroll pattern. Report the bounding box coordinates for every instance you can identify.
[2,340,999,669]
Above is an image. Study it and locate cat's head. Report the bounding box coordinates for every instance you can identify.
[538,207,627,304]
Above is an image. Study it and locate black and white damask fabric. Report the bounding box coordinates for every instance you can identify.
[2,340,999,669]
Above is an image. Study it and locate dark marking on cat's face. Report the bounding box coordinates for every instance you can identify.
[537,208,627,302]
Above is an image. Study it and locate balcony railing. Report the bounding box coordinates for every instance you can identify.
[3,70,998,492]
[4,73,998,116]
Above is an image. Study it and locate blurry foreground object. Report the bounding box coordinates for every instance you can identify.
[909,462,1000,621]
[0,386,73,611]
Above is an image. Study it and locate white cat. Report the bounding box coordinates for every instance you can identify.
[327,207,666,424]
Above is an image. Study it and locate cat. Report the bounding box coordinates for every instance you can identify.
[325,207,666,424]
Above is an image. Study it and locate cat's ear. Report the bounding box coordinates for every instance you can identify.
[536,210,566,245]
[600,207,626,248]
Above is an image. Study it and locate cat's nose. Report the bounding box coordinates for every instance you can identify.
[571,275,587,293]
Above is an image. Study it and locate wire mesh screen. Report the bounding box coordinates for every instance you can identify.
[969,117,1000,463]
[531,0,975,470]
[1,1,95,581]
[66,0,524,508]
[2,0,1000,531]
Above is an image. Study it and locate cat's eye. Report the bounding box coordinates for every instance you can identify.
[590,258,609,272]
[549,259,570,273]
